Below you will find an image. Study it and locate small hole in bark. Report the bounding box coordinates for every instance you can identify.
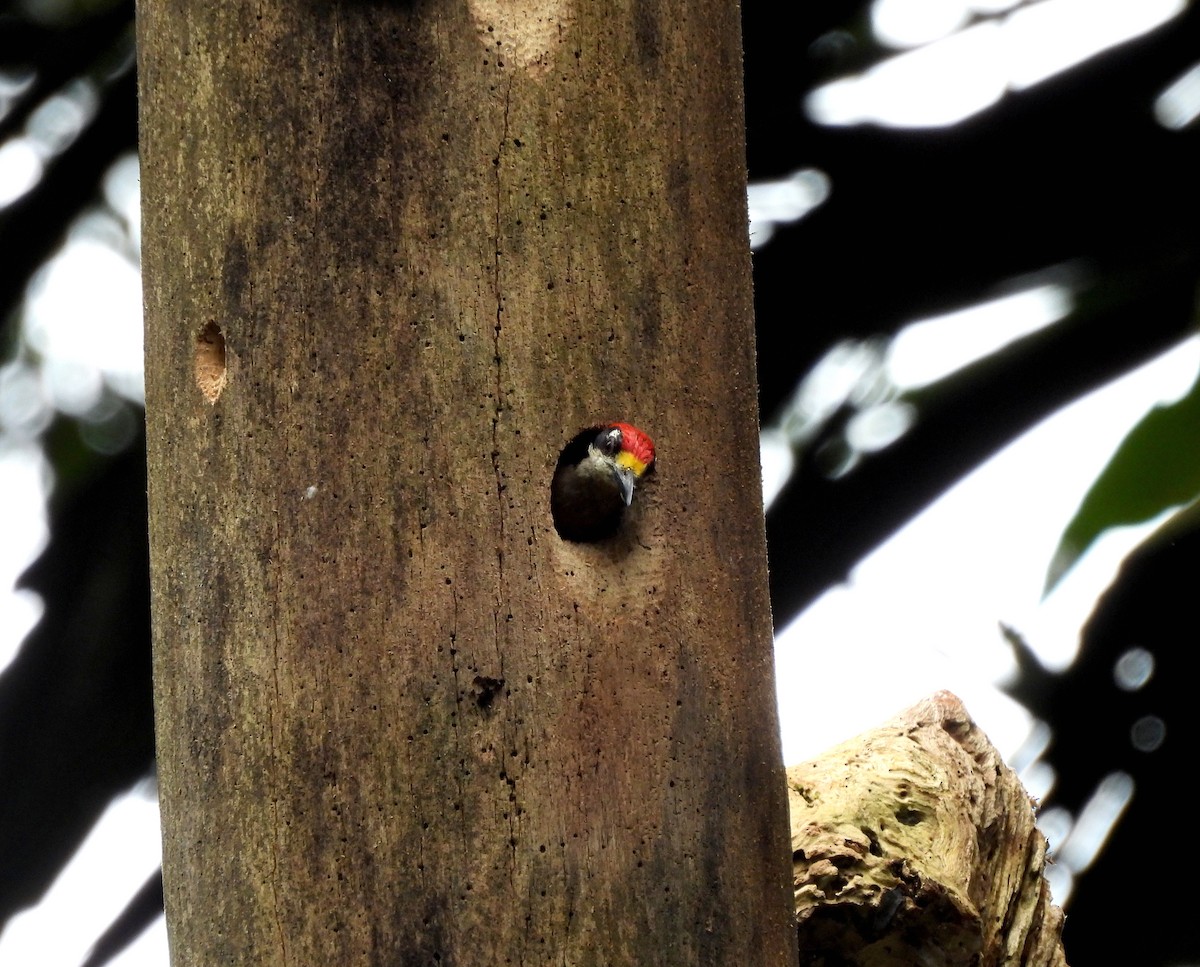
[195,322,227,403]
[472,675,505,710]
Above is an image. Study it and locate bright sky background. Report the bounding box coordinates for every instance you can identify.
[772,337,1199,767]
[1,0,1198,963]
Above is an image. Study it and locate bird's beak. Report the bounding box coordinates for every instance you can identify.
[613,466,636,507]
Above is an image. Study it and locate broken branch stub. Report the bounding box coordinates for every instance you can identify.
[788,690,1068,967]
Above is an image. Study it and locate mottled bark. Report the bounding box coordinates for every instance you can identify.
[138,1,794,964]
[789,692,1068,966]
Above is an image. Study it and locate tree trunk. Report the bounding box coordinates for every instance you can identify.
[138,1,794,964]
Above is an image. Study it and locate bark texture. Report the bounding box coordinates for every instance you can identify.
[138,1,794,964]
[788,691,1068,967]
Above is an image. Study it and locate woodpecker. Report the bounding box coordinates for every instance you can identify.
[550,422,656,542]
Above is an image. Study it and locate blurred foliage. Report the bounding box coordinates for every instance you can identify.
[1047,369,1200,592]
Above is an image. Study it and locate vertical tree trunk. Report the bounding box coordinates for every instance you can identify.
[138,1,795,964]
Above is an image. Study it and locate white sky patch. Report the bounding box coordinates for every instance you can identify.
[748,168,831,249]
[1005,0,1185,91]
[871,0,1032,48]
[0,586,43,674]
[107,915,168,967]
[809,21,1008,127]
[0,138,43,207]
[103,152,141,251]
[1026,510,1179,669]
[1154,60,1200,129]
[774,336,1200,765]
[886,283,1074,389]
[0,146,152,960]
[872,0,971,48]
[1054,770,1134,872]
[760,428,796,510]
[25,78,99,157]
[809,0,1187,127]
[0,443,49,675]
[0,76,102,210]
[970,0,1025,12]
[0,67,36,124]
[23,231,145,406]
[0,786,164,967]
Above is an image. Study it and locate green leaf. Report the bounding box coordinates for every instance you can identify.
[1045,372,1200,594]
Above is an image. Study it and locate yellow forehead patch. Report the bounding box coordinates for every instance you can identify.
[616,449,649,478]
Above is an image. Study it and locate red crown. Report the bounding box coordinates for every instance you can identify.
[612,422,655,469]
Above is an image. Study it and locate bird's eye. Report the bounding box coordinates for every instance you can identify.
[596,427,622,456]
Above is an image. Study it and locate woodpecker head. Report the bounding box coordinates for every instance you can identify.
[550,422,656,542]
